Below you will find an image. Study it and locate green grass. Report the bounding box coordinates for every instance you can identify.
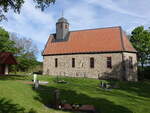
[0,75,150,113]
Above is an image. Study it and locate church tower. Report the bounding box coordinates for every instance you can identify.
[56,17,69,40]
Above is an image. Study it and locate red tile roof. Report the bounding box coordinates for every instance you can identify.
[122,32,136,52]
[43,26,136,55]
[0,52,17,64]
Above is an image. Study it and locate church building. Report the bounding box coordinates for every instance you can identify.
[43,17,138,81]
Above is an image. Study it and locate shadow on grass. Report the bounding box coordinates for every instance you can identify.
[33,85,133,113]
[0,75,31,81]
[105,80,150,98]
[0,97,25,113]
[121,81,150,98]
[0,97,38,113]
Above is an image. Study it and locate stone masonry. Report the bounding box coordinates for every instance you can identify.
[43,52,137,81]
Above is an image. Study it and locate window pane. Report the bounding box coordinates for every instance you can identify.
[129,56,133,68]
[107,57,112,68]
[55,58,58,68]
[72,58,75,68]
[90,57,94,68]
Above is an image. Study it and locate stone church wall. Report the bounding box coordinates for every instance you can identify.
[43,52,137,81]
[123,52,138,81]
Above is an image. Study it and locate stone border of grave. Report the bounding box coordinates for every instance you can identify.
[39,81,49,85]
[99,81,119,90]
[57,80,67,84]
[50,89,97,113]
[53,76,68,84]
[59,104,97,113]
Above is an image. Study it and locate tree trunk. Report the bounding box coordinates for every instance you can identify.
[141,61,144,79]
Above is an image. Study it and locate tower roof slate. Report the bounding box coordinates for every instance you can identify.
[57,17,68,23]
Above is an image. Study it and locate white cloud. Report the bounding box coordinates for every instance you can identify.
[1,0,150,61]
[65,3,98,30]
[82,0,150,32]
[1,0,55,43]
[1,0,150,40]
[85,0,148,19]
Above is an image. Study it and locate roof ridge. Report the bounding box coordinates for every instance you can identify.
[70,26,121,32]
[49,26,121,35]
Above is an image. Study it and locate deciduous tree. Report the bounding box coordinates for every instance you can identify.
[0,27,40,72]
[10,33,39,72]
[0,0,55,21]
[130,26,150,69]
[0,27,16,52]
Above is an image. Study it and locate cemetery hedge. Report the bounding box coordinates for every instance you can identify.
[0,75,150,113]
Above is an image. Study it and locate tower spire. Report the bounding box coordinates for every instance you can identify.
[61,9,64,17]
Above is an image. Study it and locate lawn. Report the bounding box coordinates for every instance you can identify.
[0,75,150,113]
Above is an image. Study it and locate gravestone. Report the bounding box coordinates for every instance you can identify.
[34,80,39,89]
[53,89,60,109]
[33,74,37,83]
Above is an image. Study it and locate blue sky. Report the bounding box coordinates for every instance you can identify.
[0,0,150,61]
